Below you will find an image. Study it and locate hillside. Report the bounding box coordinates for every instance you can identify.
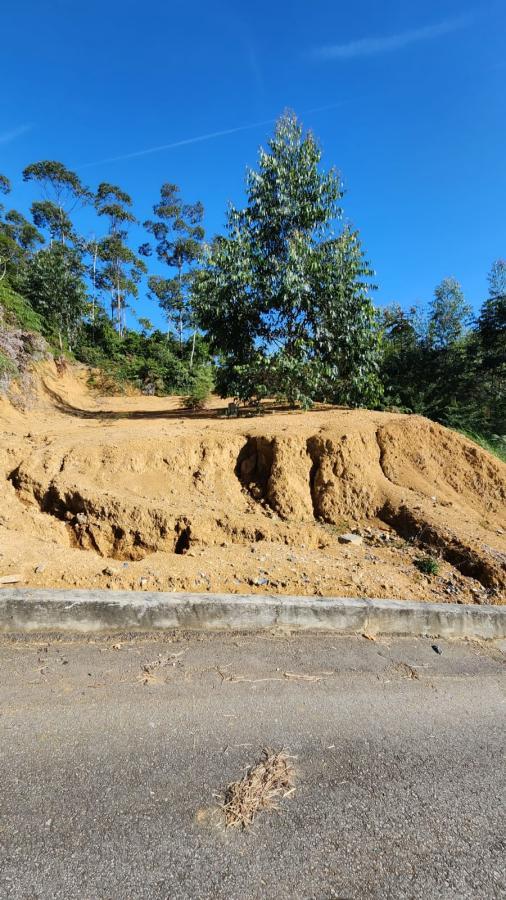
[1,362,505,604]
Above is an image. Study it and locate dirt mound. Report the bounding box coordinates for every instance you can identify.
[1,364,505,603]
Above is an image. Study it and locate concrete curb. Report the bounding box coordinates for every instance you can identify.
[0,589,504,639]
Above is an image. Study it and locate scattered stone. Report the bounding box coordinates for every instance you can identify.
[76,513,88,525]
[431,644,443,655]
[0,574,23,584]
[34,563,46,574]
[139,577,149,588]
[102,566,117,577]
[338,533,363,546]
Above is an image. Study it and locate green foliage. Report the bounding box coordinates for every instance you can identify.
[0,348,17,377]
[20,244,86,350]
[181,365,214,409]
[456,430,506,464]
[95,183,146,335]
[194,112,381,406]
[141,183,204,354]
[23,160,91,244]
[414,557,440,576]
[74,307,212,396]
[380,266,505,441]
[428,277,472,349]
[0,279,43,332]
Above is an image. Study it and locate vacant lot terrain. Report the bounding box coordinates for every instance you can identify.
[1,362,505,604]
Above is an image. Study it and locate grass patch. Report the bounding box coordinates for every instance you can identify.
[456,429,506,464]
[220,749,295,829]
[414,556,440,576]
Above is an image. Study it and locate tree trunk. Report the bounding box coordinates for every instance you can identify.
[178,256,183,355]
[190,329,197,368]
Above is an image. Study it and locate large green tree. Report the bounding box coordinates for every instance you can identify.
[193,112,381,406]
[140,183,204,363]
[21,244,86,351]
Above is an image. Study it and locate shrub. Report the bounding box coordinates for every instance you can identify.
[181,365,214,410]
[414,556,440,576]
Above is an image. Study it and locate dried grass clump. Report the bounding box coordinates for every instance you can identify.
[221,749,295,829]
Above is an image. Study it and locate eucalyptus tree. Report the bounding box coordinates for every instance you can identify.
[428,277,472,350]
[140,183,204,363]
[194,112,381,406]
[95,182,146,335]
[22,160,92,245]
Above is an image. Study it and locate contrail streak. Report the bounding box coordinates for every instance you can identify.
[0,124,32,145]
[79,103,345,168]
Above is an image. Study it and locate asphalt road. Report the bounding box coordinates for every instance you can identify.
[0,631,505,900]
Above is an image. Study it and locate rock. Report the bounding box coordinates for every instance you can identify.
[139,577,149,588]
[0,574,22,584]
[76,513,88,525]
[102,566,116,576]
[431,644,443,655]
[338,533,363,546]
[34,564,46,574]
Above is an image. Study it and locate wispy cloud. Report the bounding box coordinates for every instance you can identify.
[0,123,32,145]
[79,102,345,168]
[312,14,473,61]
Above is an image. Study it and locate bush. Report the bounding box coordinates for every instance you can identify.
[181,366,214,410]
[414,557,440,576]
[0,280,43,332]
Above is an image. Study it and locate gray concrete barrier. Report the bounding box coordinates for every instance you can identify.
[0,589,504,639]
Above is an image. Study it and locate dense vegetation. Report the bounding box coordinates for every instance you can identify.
[0,113,504,448]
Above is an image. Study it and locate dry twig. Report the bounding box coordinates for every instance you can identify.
[220,749,296,829]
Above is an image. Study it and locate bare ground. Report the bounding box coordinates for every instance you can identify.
[0,361,505,604]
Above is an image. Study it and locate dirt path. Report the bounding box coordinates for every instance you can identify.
[1,362,505,604]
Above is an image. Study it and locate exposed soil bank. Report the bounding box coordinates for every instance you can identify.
[1,363,505,604]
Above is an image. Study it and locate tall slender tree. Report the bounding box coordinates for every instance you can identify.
[428,277,472,349]
[95,183,146,335]
[22,160,91,245]
[140,183,204,362]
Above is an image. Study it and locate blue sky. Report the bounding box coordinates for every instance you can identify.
[1,0,505,330]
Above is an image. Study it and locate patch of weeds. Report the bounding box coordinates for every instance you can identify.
[319,520,350,538]
[414,556,440,576]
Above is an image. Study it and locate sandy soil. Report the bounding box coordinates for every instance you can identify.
[1,361,505,604]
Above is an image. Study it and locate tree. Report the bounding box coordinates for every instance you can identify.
[140,183,204,363]
[476,260,506,433]
[194,112,381,406]
[21,244,86,351]
[0,210,44,282]
[428,277,472,349]
[479,260,506,360]
[0,176,43,280]
[22,160,91,244]
[95,183,146,335]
